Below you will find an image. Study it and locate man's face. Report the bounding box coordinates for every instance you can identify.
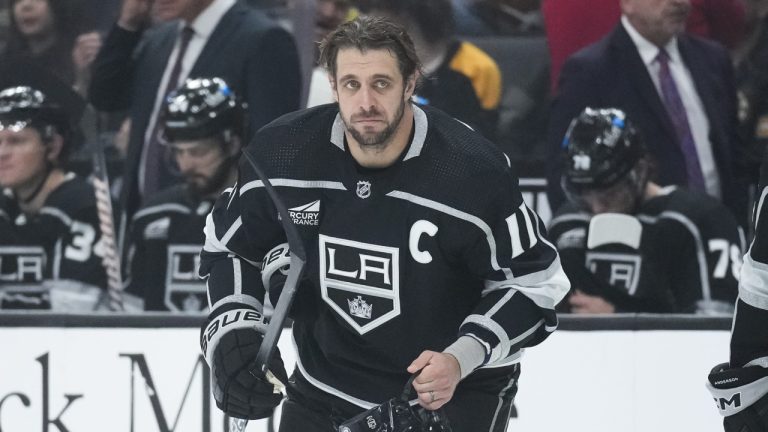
[0,127,49,190]
[153,0,211,22]
[333,48,414,149]
[622,0,691,45]
[316,0,349,42]
[170,137,228,196]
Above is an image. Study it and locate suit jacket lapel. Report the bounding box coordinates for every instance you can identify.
[610,25,677,140]
[192,2,245,75]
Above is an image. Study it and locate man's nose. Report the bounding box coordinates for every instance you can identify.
[358,87,376,111]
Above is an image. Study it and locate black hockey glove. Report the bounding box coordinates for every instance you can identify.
[201,308,288,420]
[339,373,452,432]
[707,362,768,432]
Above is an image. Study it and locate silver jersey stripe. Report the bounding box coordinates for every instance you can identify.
[637,211,711,301]
[330,104,428,161]
[239,179,347,195]
[39,207,72,226]
[488,371,518,432]
[386,190,514,279]
[132,203,191,221]
[548,212,591,228]
[755,186,768,228]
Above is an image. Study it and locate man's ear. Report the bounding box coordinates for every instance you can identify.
[46,134,64,163]
[404,72,418,100]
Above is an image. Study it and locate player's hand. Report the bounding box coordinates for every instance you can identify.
[117,0,153,31]
[707,362,768,431]
[569,289,616,314]
[407,351,461,410]
[201,309,288,420]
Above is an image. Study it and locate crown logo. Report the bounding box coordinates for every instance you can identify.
[348,296,373,319]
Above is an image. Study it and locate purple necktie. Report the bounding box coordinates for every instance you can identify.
[656,49,706,192]
[143,26,195,197]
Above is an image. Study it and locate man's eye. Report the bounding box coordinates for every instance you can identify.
[374,81,389,89]
[344,81,359,89]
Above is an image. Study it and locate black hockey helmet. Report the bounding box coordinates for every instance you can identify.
[0,86,71,142]
[162,77,244,143]
[561,107,646,194]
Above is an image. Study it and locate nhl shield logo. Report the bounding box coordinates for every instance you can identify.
[356,181,371,199]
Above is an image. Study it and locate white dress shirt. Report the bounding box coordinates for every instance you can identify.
[621,16,721,198]
[139,0,237,194]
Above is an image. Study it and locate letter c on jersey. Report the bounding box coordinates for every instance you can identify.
[409,220,438,264]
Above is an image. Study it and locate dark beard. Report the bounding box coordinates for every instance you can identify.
[186,156,236,198]
[346,98,406,149]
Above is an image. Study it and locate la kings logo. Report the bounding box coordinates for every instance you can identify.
[585,252,642,295]
[0,246,45,283]
[319,234,400,334]
[165,245,206,312]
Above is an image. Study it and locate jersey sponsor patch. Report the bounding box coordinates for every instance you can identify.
[165,245,206,312]
[585,252,642,295]
[319,234,400,335]
[144,217,171,240]
[288,200,320,226]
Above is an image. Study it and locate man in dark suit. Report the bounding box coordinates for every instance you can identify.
[547,0,746,225]
[89,0,302,235]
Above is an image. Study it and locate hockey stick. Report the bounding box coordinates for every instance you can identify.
[229,149,307,431]
[91,131,124,311]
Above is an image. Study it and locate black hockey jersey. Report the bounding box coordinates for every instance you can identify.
[125,185,213,312]
[200,104,570,407]
[0,174,107,309]
[730,160,768,367]
[549,186,743,313]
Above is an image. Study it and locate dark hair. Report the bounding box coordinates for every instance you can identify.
[318,15,423,83]
[6,0,77,51]
[356,0,455,46]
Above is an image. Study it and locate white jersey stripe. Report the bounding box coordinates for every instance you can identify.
[239,179,347,195]
[507,214,524,258]
[132,203,191,221]
[220,216,242,247]
[232,257,243,296]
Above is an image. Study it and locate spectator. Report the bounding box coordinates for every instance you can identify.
[0,86,107,310]
[359,0,502,139]
[306,0,355,108]
[124,77,242,312]
[543,0,746,92]
[734,1,768,189]
[547,0,747,226]
[549,108,742,314]
[1,0,101,97]
[88,0,302,236]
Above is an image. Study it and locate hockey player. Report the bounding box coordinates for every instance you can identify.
[0,86,106,309]
[549,107,742,314]
[124,77,243,312]
[198,16,570,432]
[706,159,768,431]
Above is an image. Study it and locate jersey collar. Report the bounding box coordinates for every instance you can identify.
[329,103,429,161]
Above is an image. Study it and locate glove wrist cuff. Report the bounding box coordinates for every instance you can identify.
[200,308,267,365]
